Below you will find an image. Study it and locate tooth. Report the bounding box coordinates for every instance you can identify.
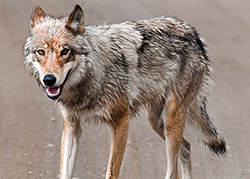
[56,88,60,95]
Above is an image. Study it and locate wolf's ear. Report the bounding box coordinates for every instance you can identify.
[66,4,85,35]
[30,6,46,29]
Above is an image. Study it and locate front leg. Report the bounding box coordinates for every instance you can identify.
[59,107,81,179]
[106,109,130,179]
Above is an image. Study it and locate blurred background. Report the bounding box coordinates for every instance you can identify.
[1,0,250,178]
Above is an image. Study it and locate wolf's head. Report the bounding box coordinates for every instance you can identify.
[24,5,89,100]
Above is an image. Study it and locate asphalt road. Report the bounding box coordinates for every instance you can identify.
[1,0,250,178]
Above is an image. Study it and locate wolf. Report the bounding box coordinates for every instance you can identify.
[24,4,226,179]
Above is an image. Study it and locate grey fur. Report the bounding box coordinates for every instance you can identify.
[24,5,226,179]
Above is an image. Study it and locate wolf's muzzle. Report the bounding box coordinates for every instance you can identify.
[43,70,71,100]
[43,74,61,100]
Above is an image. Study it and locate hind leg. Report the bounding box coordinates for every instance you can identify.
[179,138,192,179]
[146,98,191,179]
[145,98,166,140]
[146,93,187,179]
[164,92,187,179]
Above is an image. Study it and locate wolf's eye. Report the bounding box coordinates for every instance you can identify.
[61,48,70,56]
[37,49,45,56]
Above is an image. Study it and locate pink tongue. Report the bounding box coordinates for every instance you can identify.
[48,87,60,95]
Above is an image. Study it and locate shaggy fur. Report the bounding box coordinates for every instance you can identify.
[24,4,226,179]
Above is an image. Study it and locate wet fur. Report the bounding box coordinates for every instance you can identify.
[24,5,226,179]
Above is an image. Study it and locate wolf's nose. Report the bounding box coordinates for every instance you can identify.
[43,74,56,87]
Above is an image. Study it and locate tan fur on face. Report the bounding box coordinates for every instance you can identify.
[30,17,78,86]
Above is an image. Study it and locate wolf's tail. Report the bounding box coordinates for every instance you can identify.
[187,96,226,156]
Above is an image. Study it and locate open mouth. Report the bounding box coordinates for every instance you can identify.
[46,86,62,100]
[45,70,71,100]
